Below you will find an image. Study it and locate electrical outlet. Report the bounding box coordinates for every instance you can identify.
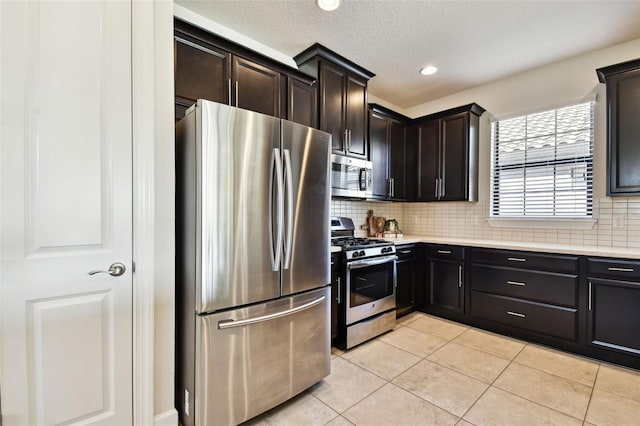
[613,214,626,229]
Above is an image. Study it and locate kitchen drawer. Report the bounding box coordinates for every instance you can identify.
[396,244,417,261]
[427,244,464,261]
[471,265,578,307]
[470,291,577,341]
[587,257,640,280]
[470,248,578,274]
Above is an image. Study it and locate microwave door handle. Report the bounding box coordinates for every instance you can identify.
[347,255,397,270]
[359,168,366,191]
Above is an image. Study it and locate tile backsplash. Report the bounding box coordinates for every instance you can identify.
[331,198,640,249]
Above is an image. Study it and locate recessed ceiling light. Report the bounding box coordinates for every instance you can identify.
[420,65,438,76]
[317,0,340,12]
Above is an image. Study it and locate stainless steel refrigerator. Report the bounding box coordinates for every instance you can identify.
[175,100,332,426]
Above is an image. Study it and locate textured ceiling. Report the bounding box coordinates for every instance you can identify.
[175,0,640,109]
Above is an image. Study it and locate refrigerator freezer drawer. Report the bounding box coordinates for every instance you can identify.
[194,287,331,425]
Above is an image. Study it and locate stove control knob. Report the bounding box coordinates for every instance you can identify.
[359,250,365,257]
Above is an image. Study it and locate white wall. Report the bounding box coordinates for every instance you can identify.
[396,38,640,248]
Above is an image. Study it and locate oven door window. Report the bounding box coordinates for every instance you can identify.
[349,261,394,307]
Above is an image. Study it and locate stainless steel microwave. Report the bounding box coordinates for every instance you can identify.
[331,154,372,199]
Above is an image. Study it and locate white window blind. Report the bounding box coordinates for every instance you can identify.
[490,102,594,218]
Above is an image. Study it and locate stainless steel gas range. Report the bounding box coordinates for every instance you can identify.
[331,217,397,349]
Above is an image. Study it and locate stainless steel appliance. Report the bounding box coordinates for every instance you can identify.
[331,217,397,349]
[175,100,332,426]
[331,154,373,198]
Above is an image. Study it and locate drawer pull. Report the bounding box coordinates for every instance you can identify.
[588,281,592,311]
[507,280,526,286]
[400,250,413,254]
[607,267,634,273]
[437,250,452,254]
[458,265,463,288]
[507,311,526,318]
[507,257,527,262]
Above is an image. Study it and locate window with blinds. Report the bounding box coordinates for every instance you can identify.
[490,102,594,218]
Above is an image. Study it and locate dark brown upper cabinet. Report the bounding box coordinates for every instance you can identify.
[294,44,375,159]
[597,59,640,196]
[174,19,316,127]
[414,103,485,202]
[368,104,411,200]
[232,56,281,117]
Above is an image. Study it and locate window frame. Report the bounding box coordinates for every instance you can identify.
[490,102,595,221]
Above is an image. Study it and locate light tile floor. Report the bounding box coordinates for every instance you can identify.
[244,312,640,426]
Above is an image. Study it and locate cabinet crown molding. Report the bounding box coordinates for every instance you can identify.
[294,43,375,81]
[414,102,486,124]
[596,57,640,83]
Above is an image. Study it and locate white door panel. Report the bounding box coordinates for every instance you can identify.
[1,1,133,425]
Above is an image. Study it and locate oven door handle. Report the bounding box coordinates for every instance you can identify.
[346,255,397,270]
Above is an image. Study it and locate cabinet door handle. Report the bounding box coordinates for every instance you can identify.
[507,311,526,318]
[437,250,451,254]
[588,281,592,311]
[227,79,232,105]
[400,250,412,254]
[440,177,444,198]
[348,129,352,150]
[435,178,439,198]
[507,257,527,262]
[337,277,341,304]
[344,129,349,151]
[458,265,463,288]
[608,267,634,272]
[235,81,239,106]
[387,178,392,197]
[507,280,526,286]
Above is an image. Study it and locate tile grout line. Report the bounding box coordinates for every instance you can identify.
[455,338,528,422]
[582,363,601,425]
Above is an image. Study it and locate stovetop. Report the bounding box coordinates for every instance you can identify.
[330,216,396,260]
[331,237,392,250]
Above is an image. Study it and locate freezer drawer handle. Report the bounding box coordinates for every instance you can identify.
[507,280,526,286]
[507,311,526,318]
[217,295,326,329]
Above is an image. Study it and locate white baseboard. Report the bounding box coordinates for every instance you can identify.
[155,408,179,426]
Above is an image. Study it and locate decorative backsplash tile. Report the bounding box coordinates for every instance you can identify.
[331,198,640,249]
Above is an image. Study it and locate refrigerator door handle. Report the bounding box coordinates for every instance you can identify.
[217,295,326,329]
[283,149,294,269]
[269,148,284,271]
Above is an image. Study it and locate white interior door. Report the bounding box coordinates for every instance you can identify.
[1,1,133,425]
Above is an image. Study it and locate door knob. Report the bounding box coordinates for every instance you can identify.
[88,262,126,277]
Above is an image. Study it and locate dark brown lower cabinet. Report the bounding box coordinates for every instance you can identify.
[587,278,640,356]
[468,248,579,342]
[331,253,340,342]
[418,245,640,369]
[425,245,465,317]
[395,244,417,317]
[469,291,577,341]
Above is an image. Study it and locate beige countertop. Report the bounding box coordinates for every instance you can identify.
[382,234,640,260]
